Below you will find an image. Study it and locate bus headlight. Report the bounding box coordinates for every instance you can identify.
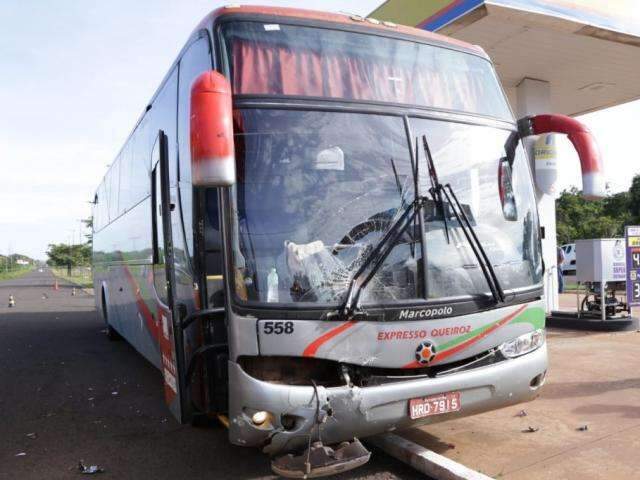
[499,329,545,358]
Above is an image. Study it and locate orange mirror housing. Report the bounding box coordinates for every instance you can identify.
[190,71,236,186]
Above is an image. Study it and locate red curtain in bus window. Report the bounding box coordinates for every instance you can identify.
[231,40,416,103]
[231,40,487,112]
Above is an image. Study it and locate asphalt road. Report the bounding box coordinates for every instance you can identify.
[0,269,424,480]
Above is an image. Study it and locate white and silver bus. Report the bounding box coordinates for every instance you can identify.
[92,5,604,476]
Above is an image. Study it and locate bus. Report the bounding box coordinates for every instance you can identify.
[92,5,604,477]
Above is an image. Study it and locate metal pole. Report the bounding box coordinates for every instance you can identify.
[68,229,74,277]
[78,219,84,245]
[601,282,607,321]
[576,281,581,318]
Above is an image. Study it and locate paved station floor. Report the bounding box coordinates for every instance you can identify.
[0,269,423,480]
[400,327,640,479]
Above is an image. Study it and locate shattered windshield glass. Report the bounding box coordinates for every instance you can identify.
[230,109,422,305]
[228,110,543,307]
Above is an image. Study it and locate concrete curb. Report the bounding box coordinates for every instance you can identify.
[547,311,638,331]
[369,433,492,480]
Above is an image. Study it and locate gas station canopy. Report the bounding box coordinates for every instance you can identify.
[370,0,640,116]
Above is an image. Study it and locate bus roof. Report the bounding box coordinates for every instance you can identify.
[198,4,487,57]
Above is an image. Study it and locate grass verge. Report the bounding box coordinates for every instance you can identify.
[50,267,93,289]
[0,266,34,281]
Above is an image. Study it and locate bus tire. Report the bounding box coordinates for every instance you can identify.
[102,290,121,341]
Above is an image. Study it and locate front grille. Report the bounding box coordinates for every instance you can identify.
[239,348,506,388]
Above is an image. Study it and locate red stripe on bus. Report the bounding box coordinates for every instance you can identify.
[122,266,158,341]
[402,304,527,369]
[302,320,358,357]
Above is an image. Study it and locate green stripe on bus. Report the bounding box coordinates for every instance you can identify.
[511,307,545,330]
[436,305,544,353]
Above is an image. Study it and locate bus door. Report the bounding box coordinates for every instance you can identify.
[151,130,188,423]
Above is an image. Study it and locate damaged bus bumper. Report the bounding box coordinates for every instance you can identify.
[228,343,547,454]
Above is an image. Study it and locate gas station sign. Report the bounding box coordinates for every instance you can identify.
[625,226,640,306]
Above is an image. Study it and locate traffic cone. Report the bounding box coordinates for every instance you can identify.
[54,279,59,291]
[8,295,15,308]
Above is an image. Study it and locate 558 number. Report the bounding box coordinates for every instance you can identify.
[262,321,294,335]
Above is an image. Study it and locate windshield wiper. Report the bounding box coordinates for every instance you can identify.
[334,146,426,320]
[333,132,506,320]
[334,195,425,320]
[421,134,505,304]
[422,136,451,244]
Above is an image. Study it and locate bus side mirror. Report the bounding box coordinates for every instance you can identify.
[517,114,605,199]
[190,71,236,187]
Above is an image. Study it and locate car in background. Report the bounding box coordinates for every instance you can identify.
[561,243,576,274]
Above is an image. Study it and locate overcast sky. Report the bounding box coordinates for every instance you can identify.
[1,0,639,260]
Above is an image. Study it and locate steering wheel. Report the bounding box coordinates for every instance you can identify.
[332,210,410,255]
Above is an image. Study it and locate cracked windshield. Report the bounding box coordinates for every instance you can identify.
[222,21,543,307]
[230,110,543,306]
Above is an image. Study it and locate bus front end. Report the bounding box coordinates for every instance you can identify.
[201,7,553,471]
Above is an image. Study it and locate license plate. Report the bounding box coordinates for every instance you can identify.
[409,391,461,419]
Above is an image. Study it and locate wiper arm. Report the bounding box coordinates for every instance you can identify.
[336,196,425,319]
[336,144,426,319]
[441,184,505,303]
[422,136,451,244]
[421,134,505,304]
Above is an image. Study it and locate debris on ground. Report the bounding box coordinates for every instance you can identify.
[271,439,371,478]
[446,443,455,449]
[577,425,589,431]
[78,461,105,474]
[15,452,26,457]
[111,391,118,396]
[522,426,539,433]
[26,432,37,439]
[516,410,527,417]
[8,295,16,307]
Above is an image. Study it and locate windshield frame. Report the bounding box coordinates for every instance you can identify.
[211,17,542,319]
[219,99,543,317]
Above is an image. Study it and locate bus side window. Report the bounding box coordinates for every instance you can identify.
[205,188,224,306]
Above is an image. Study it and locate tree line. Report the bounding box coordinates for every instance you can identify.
[43,181,639,265]
[0,254,34,270]
[556,174,640,245]
[45,217,93,267]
